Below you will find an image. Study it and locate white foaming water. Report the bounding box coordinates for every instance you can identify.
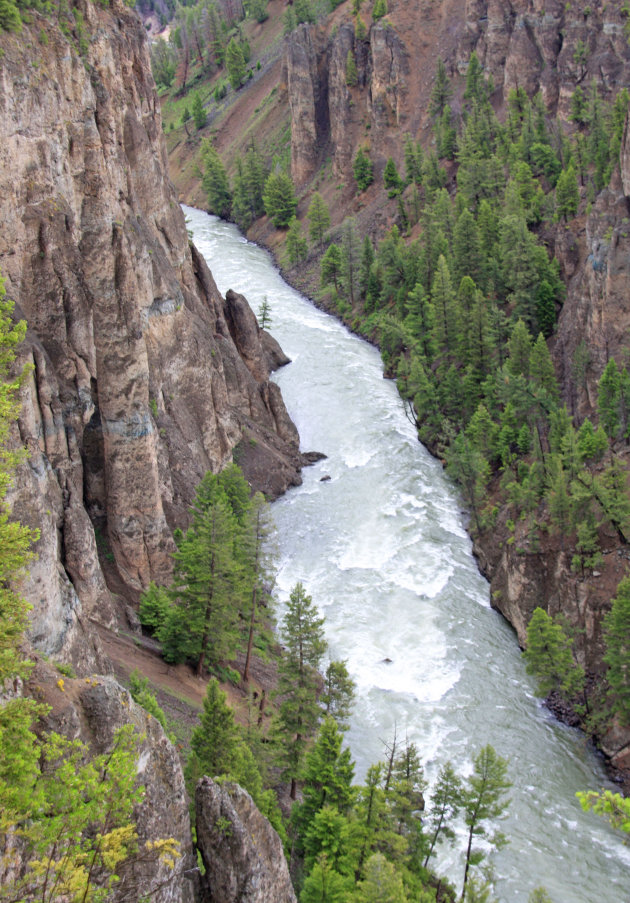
[185,207,629,903]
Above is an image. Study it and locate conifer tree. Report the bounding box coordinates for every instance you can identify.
[0,0,20,31]
[241,492,275,683]
[201,139,232,219]
[263,171,298,227]
[555,164,579,220]
[340,217,363,304]
[186,677,242,783]
[308,192,331,248]
[403,134,423,186]
[156,470,248,674]
[371,0,387,20]
[226,37,247,88]
[359,235,375,297]
[460,745,511,901]
[321,243,343,293]
[598,358,621,441]
[523,608,585,701]
[321,660,356,729]
[431,254,458,357]
[604,577,630,725]
[191,91,207,130]
[356,853,407,902]
[429,58,452,117]
[383,158,403,196]
[422,761,463,868]
[453,209,483,287]
[293,716,355,843]
[353,147,374,192]
[286,216,308,264]
[301,854,353,903]
[276,582,327,798]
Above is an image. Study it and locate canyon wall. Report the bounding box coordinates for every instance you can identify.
[0,0,302,670]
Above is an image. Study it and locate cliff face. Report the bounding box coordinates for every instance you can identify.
[0,0,302,669]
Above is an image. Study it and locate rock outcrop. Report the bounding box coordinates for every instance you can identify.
[195,777,297,903]
[19,660,196,903]
[0,0,303,670]
[284,18,408,187]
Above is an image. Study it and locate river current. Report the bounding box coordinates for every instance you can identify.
[185,206,630,903]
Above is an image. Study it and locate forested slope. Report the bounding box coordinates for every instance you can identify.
[154,0,630,776]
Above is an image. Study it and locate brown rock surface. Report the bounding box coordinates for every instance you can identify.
[195,777,296,903]
[0,0,302,669]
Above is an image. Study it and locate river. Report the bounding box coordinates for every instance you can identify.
[184,205,630,903]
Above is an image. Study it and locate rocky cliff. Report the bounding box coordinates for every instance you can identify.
[195,778,297,903]
[0,0,303,671]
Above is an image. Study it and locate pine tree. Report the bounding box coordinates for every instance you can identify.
[529,333,558,402]
[321,244,343,293]
[353,147,374,192]
[160,472,242,674]
[241,492,275,683]
[383,157,403,196]
[355,854,407,902]
[403,133,423,186]
[308,192,331,247]
[301,854,353,902]
[464,51,485,104]
[460,745,511,901]
[604,577,630,725]
[431,254,458,357]
[286,216,308,264]
[453,209,483,287]
[0,0,20,31]
[201,139,232,219]
[371,0,387,20]
[598,358,621,441]
[293,716,355,845]
[263,172,298,227]
[191,91,207,130]
[359,236,375,298]
[258,296,272,329]
[523,608,584,701]
[429,58,452,116]
[340,216,363,304]
[321,660,356,729]
[422,761,463,868]
[276,582,327,798]
[226,37,247,89]
[186,677,242,783]
[555,164,579,220]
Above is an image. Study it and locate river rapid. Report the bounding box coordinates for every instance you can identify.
[185,206,630,903]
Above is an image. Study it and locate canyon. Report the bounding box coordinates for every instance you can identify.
[2,0,630,898]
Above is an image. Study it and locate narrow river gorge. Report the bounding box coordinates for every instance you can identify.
[185,206,630,903]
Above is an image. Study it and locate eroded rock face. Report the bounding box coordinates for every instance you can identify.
[195,777,296,903]
[0,0,302,669]
[458,1,630,115]
[285,19,408,187]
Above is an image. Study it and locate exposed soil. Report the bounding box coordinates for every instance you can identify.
[94,621,279,753]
